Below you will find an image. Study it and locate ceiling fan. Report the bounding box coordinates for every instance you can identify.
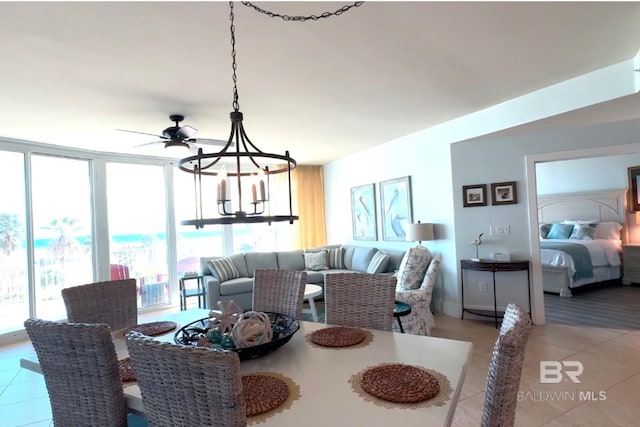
[117,114,227,153]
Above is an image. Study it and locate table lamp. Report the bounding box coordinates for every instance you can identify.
[406,221,435,245]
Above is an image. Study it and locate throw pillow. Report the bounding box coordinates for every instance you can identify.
[539,223,551,239]
[366,250,390,274]
[594,222,623,240]
[569,223,597,240]
[327,247,345,269]
[546,223,574,239]
[207,257,240,282]
[304,250,328,271]
[397,246,432,290]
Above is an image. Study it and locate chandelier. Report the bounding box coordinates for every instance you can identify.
[178,1,363,229]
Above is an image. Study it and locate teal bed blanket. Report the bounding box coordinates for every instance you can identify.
[540,241,594,281]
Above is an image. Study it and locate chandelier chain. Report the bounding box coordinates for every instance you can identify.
[230,1,240,112]
[241,1,364,22]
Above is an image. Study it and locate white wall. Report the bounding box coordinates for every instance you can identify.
[323,55,640,322]
[536,153,640,195]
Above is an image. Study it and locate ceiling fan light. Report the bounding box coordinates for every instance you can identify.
[164,140,190,150]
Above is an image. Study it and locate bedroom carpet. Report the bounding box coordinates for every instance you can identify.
[544,283,640,330]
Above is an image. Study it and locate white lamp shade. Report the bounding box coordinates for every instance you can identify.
[406,222,434,242]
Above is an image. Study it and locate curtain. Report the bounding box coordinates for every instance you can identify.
[290,165,327,249]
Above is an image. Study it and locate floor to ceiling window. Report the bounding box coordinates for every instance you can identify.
[106,162,170,308]
[173,170,223,274]
[0,151,28,334]
[0,141,300,340]
[31,154,94,322]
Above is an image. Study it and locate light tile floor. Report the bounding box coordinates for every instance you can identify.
[1,313,639,426]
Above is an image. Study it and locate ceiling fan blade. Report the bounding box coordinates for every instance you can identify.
[187,142,200,154]
[177,125,198,139]
[134,140,165,148]
[116,129,165,139]
[193,138,230,147]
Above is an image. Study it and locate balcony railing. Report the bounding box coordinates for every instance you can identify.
[0,245,170,335]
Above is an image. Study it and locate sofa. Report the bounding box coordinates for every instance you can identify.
[199,245,405,310]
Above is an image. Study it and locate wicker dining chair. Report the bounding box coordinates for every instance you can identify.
[252,269,307,319]
[62,278,138,331]
[481,303,533,427]
[125,331,246,427]
[324,272,396,331]
[24,318,131,427]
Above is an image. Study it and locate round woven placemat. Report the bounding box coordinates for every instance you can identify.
[361,364,439,403]
[349,363,453,410]
[307,326,366,347]
[118,358,136,382]
[242,374,289,417]
[127,321,177,337]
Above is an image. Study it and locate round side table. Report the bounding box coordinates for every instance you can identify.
[303,284,323,322]
[393,301,412,333]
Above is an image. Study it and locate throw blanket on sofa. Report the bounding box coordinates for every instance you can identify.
[540,241,594,281]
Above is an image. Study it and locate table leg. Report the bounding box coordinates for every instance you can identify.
[308,297,318,322]
[396,317,405,333]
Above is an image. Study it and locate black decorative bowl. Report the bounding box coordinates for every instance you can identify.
[174,311,300,361]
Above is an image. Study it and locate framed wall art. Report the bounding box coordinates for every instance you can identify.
[462,184,487,207]
[628,166,640,212]
[379,176,413,241]
[351,183,377,240]
[490,181,518,205]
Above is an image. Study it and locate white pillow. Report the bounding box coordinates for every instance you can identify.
[594,222,623,240]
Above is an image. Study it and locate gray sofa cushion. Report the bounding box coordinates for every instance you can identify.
[245,252,278,277]
[229,253,248,277]
[277,250,305,270]
[219,277,254,296]
[349,247,378,272]
[304,270,325,284]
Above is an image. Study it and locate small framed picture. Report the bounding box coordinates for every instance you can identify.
[490,181,518,205]
[462,184,487,207]
[629,166,640,212]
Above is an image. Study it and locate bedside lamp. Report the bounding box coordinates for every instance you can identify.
[406,221,435,245]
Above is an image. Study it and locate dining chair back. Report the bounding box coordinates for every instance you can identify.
[481,303,532,427]
[324,272,396,331]
[125,331,246,427]
[252,269,307,319]
[62,278,138,331]
[24,318,129,427]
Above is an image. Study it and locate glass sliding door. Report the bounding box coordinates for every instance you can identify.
[0,151,29,334]
[107,163,169,308]
[31,155,94,321]
[174,170,224,276]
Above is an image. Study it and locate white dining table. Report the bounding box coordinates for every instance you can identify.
[21,308,473,427]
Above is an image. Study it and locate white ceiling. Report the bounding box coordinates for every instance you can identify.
[2,1,640,164]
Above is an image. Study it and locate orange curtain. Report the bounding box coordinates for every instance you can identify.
[290,165,326,249]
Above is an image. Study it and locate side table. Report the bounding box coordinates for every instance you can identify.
[303,284,323,322]
[393,301,412,333]
[179,274,206,310]
[460,259,531,328]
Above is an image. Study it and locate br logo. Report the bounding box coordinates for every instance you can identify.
[540,361,583,384]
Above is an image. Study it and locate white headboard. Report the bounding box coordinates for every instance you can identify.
[537,189,628,241]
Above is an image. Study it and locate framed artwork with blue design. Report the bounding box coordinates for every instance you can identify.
[379,176,413,241]
[351,183,377,241]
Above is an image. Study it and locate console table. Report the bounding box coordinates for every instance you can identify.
[460,259,531,328]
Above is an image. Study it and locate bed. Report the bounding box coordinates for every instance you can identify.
[537,190,627,297]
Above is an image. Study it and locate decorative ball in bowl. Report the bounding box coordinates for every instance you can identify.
[174,311,300,360]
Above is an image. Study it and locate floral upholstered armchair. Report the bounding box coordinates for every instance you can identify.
[392,250,441,336]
